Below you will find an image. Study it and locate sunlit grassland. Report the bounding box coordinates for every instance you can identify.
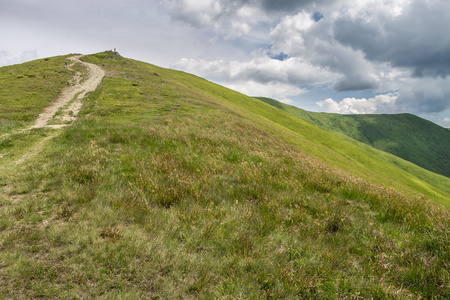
[257,96,450,178]
[0,55,77,133]
[0,52,449,298]
[0,128,54,167]
[138,61,450,206]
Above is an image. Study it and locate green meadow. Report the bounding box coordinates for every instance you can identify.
[0,52,449,298]
[0,55,80,133]
[257,97,450,178]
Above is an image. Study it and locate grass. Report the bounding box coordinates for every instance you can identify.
[257,97,450,178]
[164,80,450,206]
[0,55,76,133]
[0,52,449,298]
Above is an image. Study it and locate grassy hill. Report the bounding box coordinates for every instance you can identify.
[257,97,450,178]
[0,52,449,298]
[0,55,83,133]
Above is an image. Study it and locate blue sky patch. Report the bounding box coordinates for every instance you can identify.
[271,52,290,61]
[312,12,324,22]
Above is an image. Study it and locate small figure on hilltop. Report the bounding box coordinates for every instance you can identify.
[65,61,68,68]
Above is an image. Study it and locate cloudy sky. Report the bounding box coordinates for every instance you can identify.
[1,0,450,127]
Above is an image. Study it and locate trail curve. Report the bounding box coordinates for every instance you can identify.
[31,55,105,129]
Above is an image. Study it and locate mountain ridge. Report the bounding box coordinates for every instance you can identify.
[256,97,450,178]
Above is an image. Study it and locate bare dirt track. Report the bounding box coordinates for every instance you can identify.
[0,55,104,166]
[31,55,105,129]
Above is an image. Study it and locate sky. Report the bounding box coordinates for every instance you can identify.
[1,0,450,127]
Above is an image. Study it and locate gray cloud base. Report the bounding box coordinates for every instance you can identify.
[333,1,450,78]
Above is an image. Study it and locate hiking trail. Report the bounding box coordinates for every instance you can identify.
[0,55,104,166]
[31,55,105,129]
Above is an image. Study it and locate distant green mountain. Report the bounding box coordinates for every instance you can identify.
[256,97,450,177]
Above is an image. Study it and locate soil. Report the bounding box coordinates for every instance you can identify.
[31,55,105,129]
[0,55,105,165]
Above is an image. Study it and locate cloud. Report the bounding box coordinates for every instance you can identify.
[394,77,450,114]
[160,0,269,39]
[162,0,222,28]
[172,54,337,102]
[333,73,380,92]
[333,0,450,77]
[228,80,306,103]
[257,0,334,13]
[159,0,337,40]
[173,55,338,84]
[251,0,340,15]
[0,50,38,67]
[167,1,450,120]
[443,118,450,127]
[318,75,450,117]
[0,0,224,67]
[317,93,398,114]
[269,10,314,53]
[269,10,381,92]
[160,0,335,29]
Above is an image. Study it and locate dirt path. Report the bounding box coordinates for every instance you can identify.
[31,55,105,129]
[0,55,105,166]
[13,134,57,165]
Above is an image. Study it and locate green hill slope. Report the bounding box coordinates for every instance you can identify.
[0,55,81,133]
[257,97,450,177]
[0,52,449,298]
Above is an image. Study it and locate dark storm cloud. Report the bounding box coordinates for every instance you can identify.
[333,76,379,92]
[214,0,334,14]
[394,79,450,114]
[219,0,337,13]
[257,0,333,13]
[397,94,448,114]
[333,0,450,78]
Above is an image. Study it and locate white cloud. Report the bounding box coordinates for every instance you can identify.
[0,50,38,67]
[269,10,381,92]
[172,54,337,102]
[226,21,251,40]
[338,0,411,19]
[269,10,314,53]
[317,93,398,114]
[173,55,337,85]
[228,80,306,103]
[269,10,315,56]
